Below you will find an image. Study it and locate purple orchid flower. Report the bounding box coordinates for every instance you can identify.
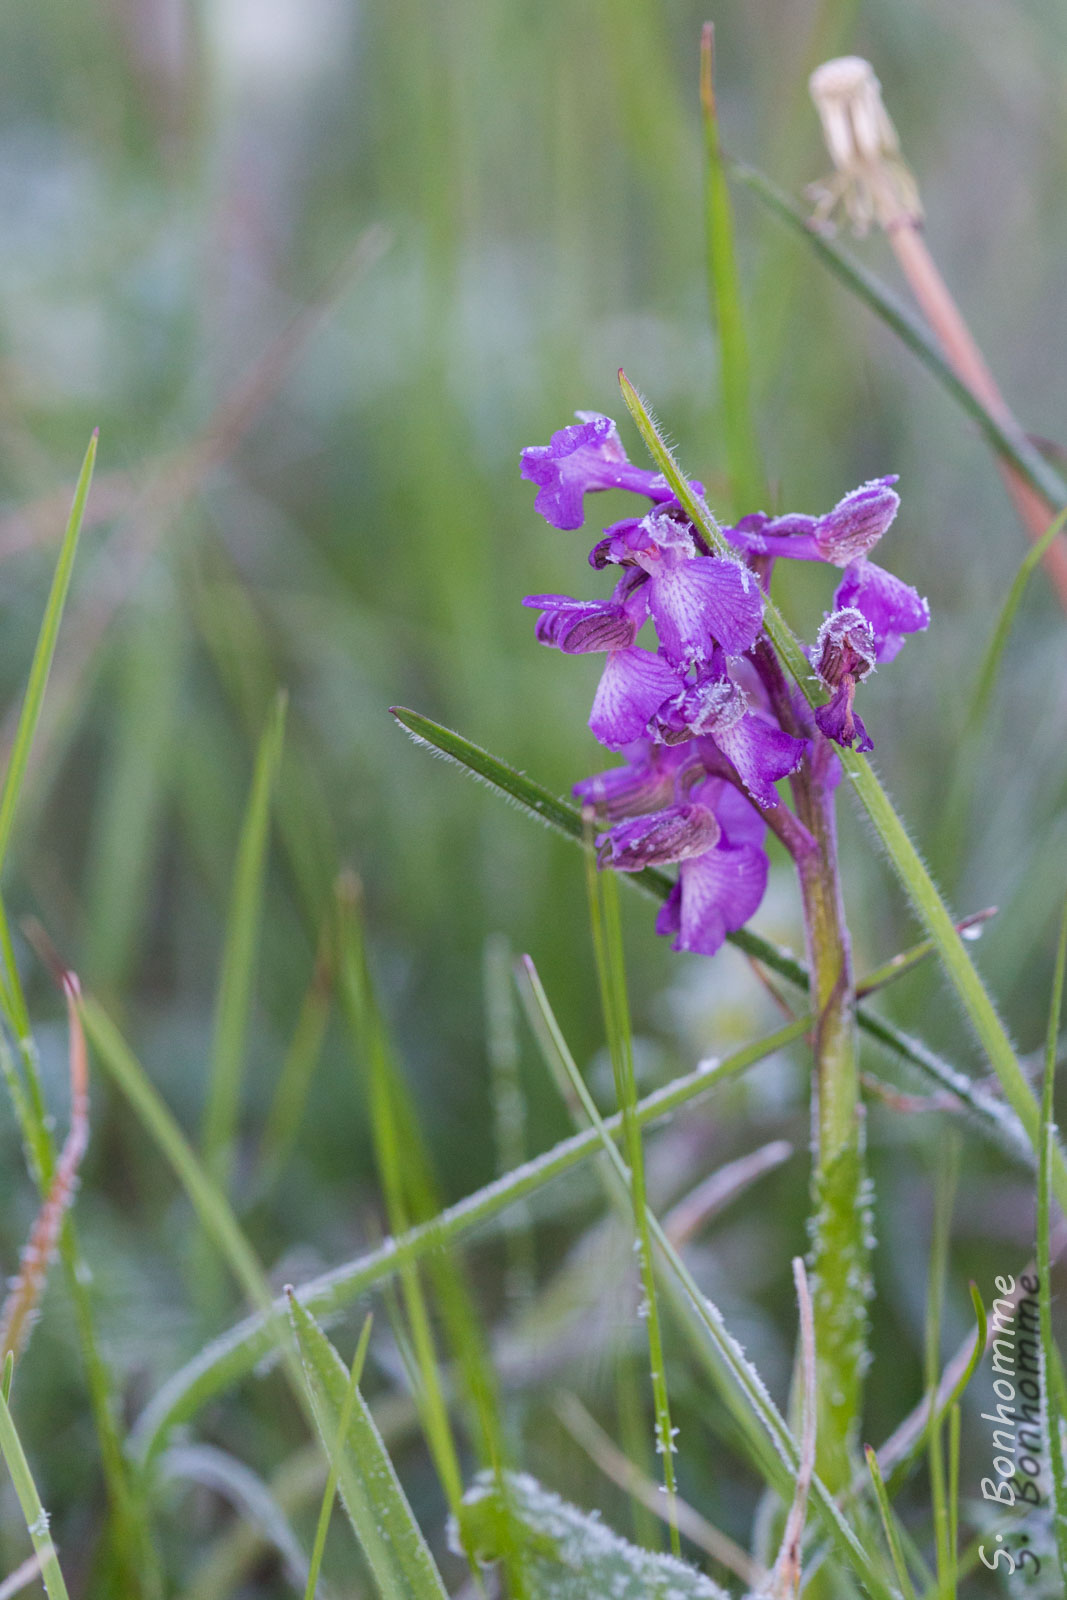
[520,412,672,531]
[594,506,764,666]
[654,780,769,956]
[574,741,693,820]
[723,477,900,568]
[587,646,682,750]
[833,558,930,663]
[597,801,721,871]
[812,607,877,752]
[649,664,805,808]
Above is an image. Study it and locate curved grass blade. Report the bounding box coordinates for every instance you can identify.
[582,841,680,1553]
[0,433,98,880]
[304,1313,373,1600]
[729,162,1067,515]
[1039,894,1067,1579]
[0,1383,70,1600]
[287,1293,449,1600]
[617,372,1067,1213]
[967,506,1067,731]
[129,1016,811,1464]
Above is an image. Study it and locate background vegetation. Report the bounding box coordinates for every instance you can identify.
[0,0,1064,1591]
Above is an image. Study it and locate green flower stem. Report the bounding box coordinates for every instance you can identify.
[793,751,867,1493]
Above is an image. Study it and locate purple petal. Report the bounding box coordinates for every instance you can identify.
[814,683,873,752]
[812,607,876,688]
[649,666,745,746]
[574,743,691,819]
[723,511,820,562]
[834,559,930,663]
[598,802,720,871]
[709,714,806,808]
[814,476,900,566]
[588,648,681,750]
[646,557,763,665]
[520,413,670,531]
[703,777,768,849]
[523,594,638,654]
[655,840,769,956]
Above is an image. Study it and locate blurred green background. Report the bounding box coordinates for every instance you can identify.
[0,0,1065,1588]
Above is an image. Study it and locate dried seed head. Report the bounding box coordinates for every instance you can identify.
[808,56,921,235]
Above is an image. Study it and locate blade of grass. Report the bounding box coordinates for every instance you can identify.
[200,691,287,1201]
[129,1015,812,1464]
[924,1135,960,1598]
[1039,893,1067,1580]
[0,1382,70,1600]
[287,1293,449,1600]
[581,830,680,1554]
[617,370,1067,1214]
[303,1313,374,1600]
[336,881,526,1591]
[257,905,335,1192]
[0,433,97,879]
[729,161,1067,514]
[967,508,1067,732]
[484,934,535,1316]
[700,24,765,514]
[518,959,892,1599]
[864,1447,917,1600]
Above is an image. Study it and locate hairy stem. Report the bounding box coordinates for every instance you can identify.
[793,743,868,1492]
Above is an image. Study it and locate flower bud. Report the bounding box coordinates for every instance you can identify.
[808,56,921,234]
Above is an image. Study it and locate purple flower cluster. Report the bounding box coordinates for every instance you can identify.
[521,413,929,956]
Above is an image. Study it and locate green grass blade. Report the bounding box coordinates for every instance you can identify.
[258,908,335,1191]
[617,372,1067,1214]
[1039,894,1067,1579]
[201,691,287,1197]
[924,1136,960,1597]
[730,162,1067,514]
[459,1471,729,1600]
[967,506,1067,731]
[287,1294,449,1600]
[0,1386,71,1600]
[700,25,765,514]
[582,834,680,1554]
[863,1447,917,1600]
[0,433,98,881]
[80,993,289,1344]
[129,1017,811,1464]
[303,1313,374,1600]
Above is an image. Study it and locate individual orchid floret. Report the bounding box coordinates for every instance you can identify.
[813,476,899,565]
[520,413,671,531]
[812,606,876,752]
[602,506,763,666]
[833,558,930,663]
[574,742,692,820]
[654,781,769,956]
[587,646,681,750]
[596,801,720,871]
[649,663,805,808]
[523,594,638,654]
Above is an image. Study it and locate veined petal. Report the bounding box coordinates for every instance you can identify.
[834,558,930,663]
[655,840,769,956]
[520,413,671,530]
[647,556,763,665]
[598,803,720,871]
[710,714,806,808]
[523,594,637,653]
[574,743,691,819]
[814,682,873,752]
[588,647,681,750]
[814,475,899,565]
[812,607,876,688]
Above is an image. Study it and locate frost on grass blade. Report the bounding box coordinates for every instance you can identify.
[454,1471,729,1600]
